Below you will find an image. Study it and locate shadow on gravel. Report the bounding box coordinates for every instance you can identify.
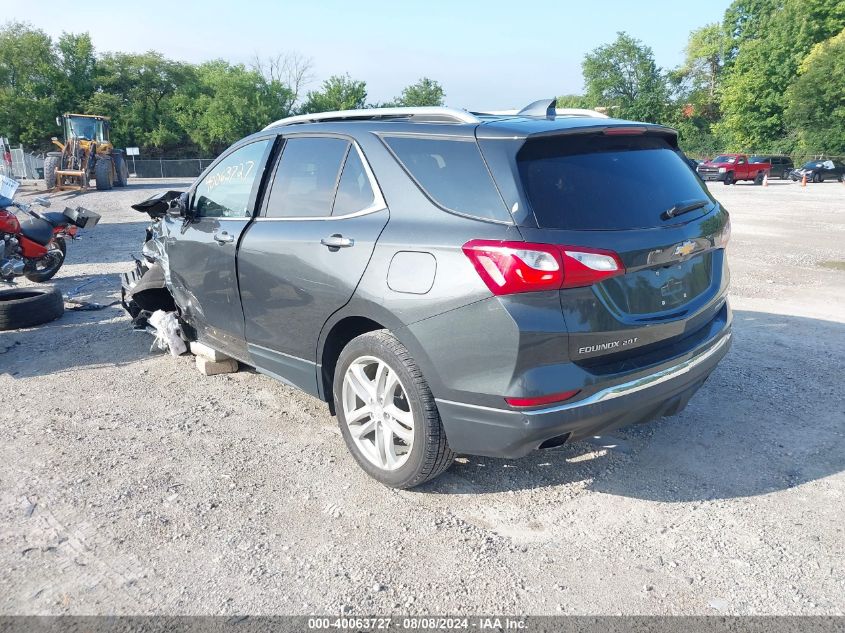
[422,310,845,502]
[0,303,153,378]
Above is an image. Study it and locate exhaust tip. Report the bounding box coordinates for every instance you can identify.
[538,433,570,450]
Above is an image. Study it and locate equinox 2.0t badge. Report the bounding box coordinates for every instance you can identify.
[579,337,639,355]
[674,240,697,258]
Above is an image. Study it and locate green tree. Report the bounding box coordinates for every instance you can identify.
[582,32,668,123]
[722,0,780,62]
[55,32,96,115]
[173,61,293,154]
[0,22,59,148]
[785,28,845,154]
[393,77,445,107]
[717,0,845,150]
[555,94,592,109]
[88,52,192,152]
[300,74,367,113]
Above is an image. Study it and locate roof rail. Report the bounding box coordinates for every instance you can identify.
[264,107,480,130]
[473,107,609,119]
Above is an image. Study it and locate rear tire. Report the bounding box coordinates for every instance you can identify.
[113,153,129,187]
[754,172,765,185]
[24,237,66,283]
[333,330,455,488]
[0,286,64,330]
[43,152,61,190]
[95,156,114,190]
[723,172,734,185]
[782,169,790,180]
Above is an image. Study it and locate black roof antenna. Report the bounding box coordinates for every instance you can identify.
[517,98,557,119]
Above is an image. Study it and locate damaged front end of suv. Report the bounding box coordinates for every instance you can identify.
[120,191,186,330]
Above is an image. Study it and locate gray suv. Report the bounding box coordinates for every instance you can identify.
[123,100,732,488]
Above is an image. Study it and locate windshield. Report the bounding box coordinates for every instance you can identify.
[66,117,104,142]
[712,155,737,164]
[517,134,715,231]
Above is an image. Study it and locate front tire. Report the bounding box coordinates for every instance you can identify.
[723,172,734,185]
[95,156,114,190]
[43,152,61,190]
[333,330,455,488]
[812,172,821,183]
[24,237,66,283]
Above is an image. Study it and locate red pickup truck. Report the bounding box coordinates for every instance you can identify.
[697,154,771,185]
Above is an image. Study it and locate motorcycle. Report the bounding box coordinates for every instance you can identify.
[0,176,100,283]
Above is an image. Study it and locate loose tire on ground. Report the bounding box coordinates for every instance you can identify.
[43,152,61,190]
[24,237,66,283]
[113,152,129,187]
[333,330,455,488]
[95,156,114,190]
[0,286,64,330]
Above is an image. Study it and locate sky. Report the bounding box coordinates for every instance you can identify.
[6,0,734,111]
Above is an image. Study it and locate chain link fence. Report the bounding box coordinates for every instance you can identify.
[129,158,215,179]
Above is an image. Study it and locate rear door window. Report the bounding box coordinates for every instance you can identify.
[265,137,349,218]
[516,134,715,231]
[383,136,509,222]
[332,148,376,216]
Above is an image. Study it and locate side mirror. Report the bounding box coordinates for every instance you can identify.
[169,192,192,219]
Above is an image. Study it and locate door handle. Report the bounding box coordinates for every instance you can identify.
[320,234,355,249]
[213,231,234,244]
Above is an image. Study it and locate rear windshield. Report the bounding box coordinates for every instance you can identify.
[383,135,510,222]
[517,134,714,231]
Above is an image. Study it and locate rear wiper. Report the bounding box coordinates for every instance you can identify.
[662,199,710,220]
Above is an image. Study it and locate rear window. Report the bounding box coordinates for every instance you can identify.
[383,136,509,222]
[517,134,714,231]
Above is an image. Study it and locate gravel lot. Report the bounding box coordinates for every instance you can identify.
[1,178,843,616]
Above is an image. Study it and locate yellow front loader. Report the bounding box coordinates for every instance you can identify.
[44,114,129,191]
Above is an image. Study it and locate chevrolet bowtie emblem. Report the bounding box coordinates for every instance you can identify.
[674,241,696,257]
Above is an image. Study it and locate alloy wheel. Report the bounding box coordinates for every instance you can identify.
[342,355,414,471]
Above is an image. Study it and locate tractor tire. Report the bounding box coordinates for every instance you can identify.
[43,152,61,190]
[0,286,64,331]
[113,152,129,187]
[95,156,114,190]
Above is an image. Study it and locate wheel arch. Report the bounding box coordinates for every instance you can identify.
[316,302,438,414]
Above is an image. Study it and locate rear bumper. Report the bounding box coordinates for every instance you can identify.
[436,328,732,458]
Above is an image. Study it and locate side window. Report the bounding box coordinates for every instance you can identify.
[332,147,376,216]
[265,137,349,218]
[383,136,507,221]
[194,140,271,218]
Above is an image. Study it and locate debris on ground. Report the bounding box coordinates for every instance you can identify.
[148,309,186,356]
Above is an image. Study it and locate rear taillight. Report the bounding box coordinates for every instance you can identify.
[462,240,624,295]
